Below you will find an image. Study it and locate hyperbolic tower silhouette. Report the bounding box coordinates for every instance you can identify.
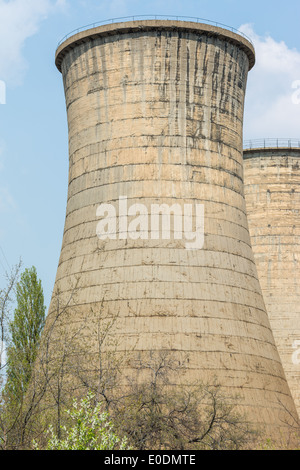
[45,19,298,438]
[243,142,300,417]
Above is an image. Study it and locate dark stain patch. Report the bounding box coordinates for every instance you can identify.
[194,37,200,87]
[176,31,182,83]
[87,86,104,95]
[164,45,170,79]
[202,37,208,85]
[186,43,190,105]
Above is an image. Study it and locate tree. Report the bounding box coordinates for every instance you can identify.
[37,392,130,451]
[0,260,22,449]
[5,266,46,401]
[113,351,259,450]
[0,261,22,388]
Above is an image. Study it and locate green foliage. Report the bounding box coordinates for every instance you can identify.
[5,266,46,399]
[0,261,22,385]
[38,392,130,450]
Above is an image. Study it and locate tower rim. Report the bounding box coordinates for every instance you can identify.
[55,18,255,73]
[243,140,300,159]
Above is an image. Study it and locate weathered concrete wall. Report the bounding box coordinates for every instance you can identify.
[244,148,300,417]
[48,20,298,439]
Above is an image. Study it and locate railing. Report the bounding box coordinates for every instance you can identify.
[57,15,254,49]
[244,138,300,150]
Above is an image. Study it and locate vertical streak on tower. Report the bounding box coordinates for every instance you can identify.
[51,20,298,437]
[243,146,300,416]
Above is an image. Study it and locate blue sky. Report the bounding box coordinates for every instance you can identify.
[0,0,299,307]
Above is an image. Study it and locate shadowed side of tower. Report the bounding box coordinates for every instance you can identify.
[243,144,300,417]
[42,20,298,441]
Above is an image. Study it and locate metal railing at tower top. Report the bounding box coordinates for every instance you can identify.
[244,138,300,150]
[56,15,254,49]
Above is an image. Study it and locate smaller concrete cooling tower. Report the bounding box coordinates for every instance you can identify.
[243,140,300,417]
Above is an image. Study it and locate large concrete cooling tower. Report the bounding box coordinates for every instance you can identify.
[48,19,298,438]
[243,140,300,417]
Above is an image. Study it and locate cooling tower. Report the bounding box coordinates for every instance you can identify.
[47,19,298,439]
[243,141,300,417]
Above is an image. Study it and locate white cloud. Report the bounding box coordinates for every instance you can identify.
[240,24,300,140]
[0,0,67,86]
